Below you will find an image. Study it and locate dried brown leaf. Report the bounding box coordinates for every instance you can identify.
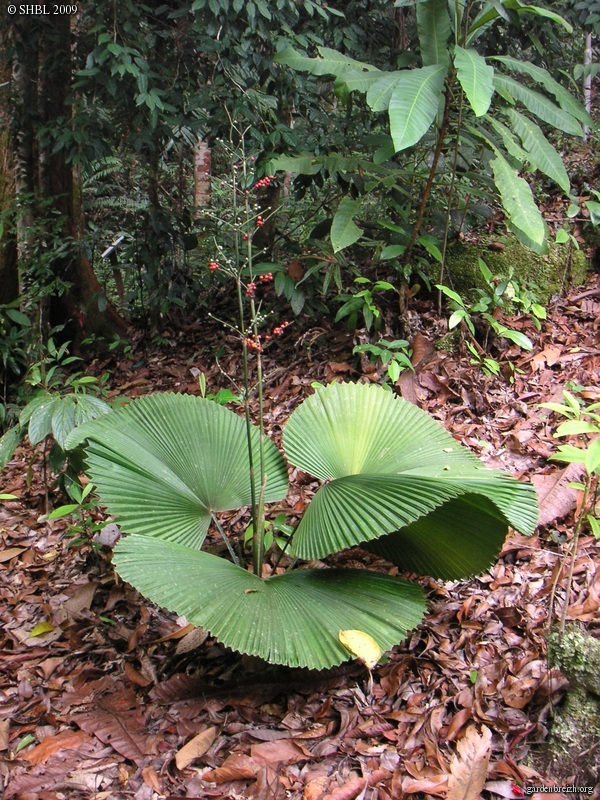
[73,706,148,764]
[445,708,472,742]
[322,770,391,800]
[22,730,90,764]
[401,776,449,796]
[0,547,26,563]
[411,332,436,367]
[0,719,10,751]
[63,581,98,616]
[304,773,331,800]
[175,726,217,770]
[531,463,586,526]
[175,625,209,654]
[202,752,261,783]
[142,765,163,793]
[250,737,310,767]
[446,725,492,800]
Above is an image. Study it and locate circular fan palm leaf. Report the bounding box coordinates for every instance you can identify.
[66,393,289,549]
[113,534,427,670]
[283,382,537,564]
[364,494,510,579]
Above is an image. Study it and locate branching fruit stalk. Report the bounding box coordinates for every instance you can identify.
[231,135,268,577]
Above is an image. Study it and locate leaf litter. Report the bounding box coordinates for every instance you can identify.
[0,277,599,799]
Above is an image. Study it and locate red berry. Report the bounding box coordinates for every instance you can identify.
[208,260,219,271]
[243,336,262,352]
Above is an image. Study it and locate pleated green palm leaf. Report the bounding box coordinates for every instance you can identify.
[112,534,426,669]
[283,382,538,576]
[65,393,289,548]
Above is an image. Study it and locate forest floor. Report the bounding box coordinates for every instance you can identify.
[0,273,599,800]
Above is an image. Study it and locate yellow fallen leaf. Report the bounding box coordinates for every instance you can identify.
[338,629,382,670]
[29,621,55,638]
[175,726,217,770]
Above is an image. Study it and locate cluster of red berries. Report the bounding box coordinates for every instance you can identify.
[258,272,273,283]
[254,176,273,189]
[208,260,219,271]
[243,337,262,352]
[272,320,290,336]
[256,216,264,227]
[246,282,257,297]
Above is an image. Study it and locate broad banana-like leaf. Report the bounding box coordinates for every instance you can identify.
[366,72,406,113]
[388,65,448,152]
[330,197,363,253]
[342,68,386,95]
[490,150,547,249]
[494,75,583,137]
[454,46,494,117]
[487,117,529,164]
[491,56,594,128]
[468,0,573,43]
[113,534,426,670]
[273,46,375,78]
[505,109,570,193]
[65,393,289,549]
[283,383,537,565]
[417,0,450,68]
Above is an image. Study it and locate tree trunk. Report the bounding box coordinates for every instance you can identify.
[7,16,129,341]
[194,136,212,211]
[0,27,18,307]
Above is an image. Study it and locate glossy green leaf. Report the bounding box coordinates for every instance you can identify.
[491,56,593,127]
[388,65,447,152]
[554,420,599,437]
[549,444,586,464]
[51,397,77,449]
[506,109,570,192]
[380,245,406,260]
[366,72,406,112]
[113,535,426,669]
[488,117,529,163]
[585,438,600,474]
[468,0,573,42]
[27,397,62,445]
[330,197,363,253]
[454,46,494,116]
[417,0,450,67]
[494,75,583,137]
[0,426,23,469]
[586,201,600,226]
[490,150,546,248]
[273,46,375,78]
[269,154,321,175]
[341,69,386,95]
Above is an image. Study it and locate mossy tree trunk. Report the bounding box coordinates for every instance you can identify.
[544,624,600,784]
